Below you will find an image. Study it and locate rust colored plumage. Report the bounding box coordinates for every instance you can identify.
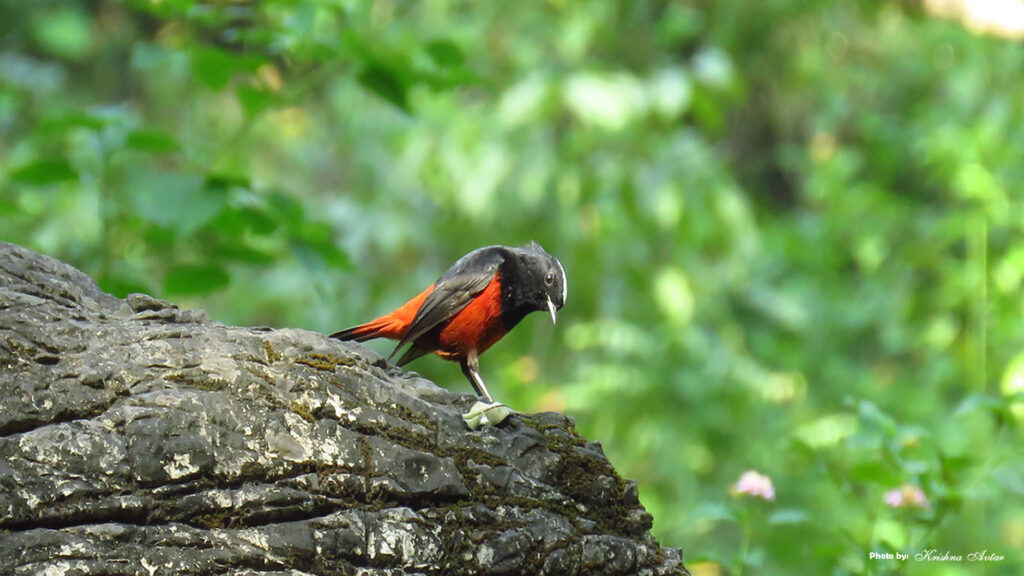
[433,274,507,360]
[331,283,435,342]
[332,277,507,361]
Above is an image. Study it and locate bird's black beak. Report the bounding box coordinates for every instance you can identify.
[546,296,557,325]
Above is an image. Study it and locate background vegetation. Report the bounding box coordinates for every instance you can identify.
[2,0,1022,573]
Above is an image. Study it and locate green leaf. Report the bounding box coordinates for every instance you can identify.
[39,112,107,133]
[126,129,180,153]
[268,191,306,225]
[357,64,409,112]
[164,264,230,295]
[426,40,465,67]
[291,221,350,269]
[191,46,263,91]
[204,172,251,192]
[32,7,92,61]
[954,393,1003,417]
[238,85,274,118]
[211,242,275,264]
[130,171,224,234]
[858,400,897,436]
[794,413,858,449]
[208,205,278,237]
[98,274,152,299]
[192,46,234,90]
[938,453,972,477]
[143,225,176,248]
[848,460,900,485]
[9,159,77,185]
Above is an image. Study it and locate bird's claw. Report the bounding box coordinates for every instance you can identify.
[462,401,513,429]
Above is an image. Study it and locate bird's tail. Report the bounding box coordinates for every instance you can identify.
[331,284,435,344]
[330,315,405,342]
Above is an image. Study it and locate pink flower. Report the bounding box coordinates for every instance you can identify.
[884,485,930,509]
[730,470,776,501]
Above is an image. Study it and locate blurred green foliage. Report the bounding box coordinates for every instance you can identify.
[2,0,1023,573]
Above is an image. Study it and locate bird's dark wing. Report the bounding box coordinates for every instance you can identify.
[390,246,508,363]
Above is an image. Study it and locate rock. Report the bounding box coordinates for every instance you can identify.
[0,241,689,575]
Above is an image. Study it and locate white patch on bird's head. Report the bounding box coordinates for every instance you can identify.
[556,257,567,304]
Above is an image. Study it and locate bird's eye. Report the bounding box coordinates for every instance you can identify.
[544,273,554,285]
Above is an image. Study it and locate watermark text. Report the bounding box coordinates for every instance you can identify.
[868,549,1005,563]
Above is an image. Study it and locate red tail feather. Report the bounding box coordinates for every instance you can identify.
[330,316,403,342]
[330,283,435,343]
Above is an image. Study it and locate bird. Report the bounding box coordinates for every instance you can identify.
[330,242,566,407]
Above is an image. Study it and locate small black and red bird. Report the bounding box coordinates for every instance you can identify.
[330,242,566,404]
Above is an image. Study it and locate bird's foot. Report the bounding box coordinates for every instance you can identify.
[462,401,513,430]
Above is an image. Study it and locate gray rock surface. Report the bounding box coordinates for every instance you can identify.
[0,241,689,576]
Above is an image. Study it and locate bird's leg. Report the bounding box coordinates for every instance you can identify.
[460,351,512,429]
[460,351,493,403]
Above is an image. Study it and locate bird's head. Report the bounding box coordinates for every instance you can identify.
[515,241,567,325]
